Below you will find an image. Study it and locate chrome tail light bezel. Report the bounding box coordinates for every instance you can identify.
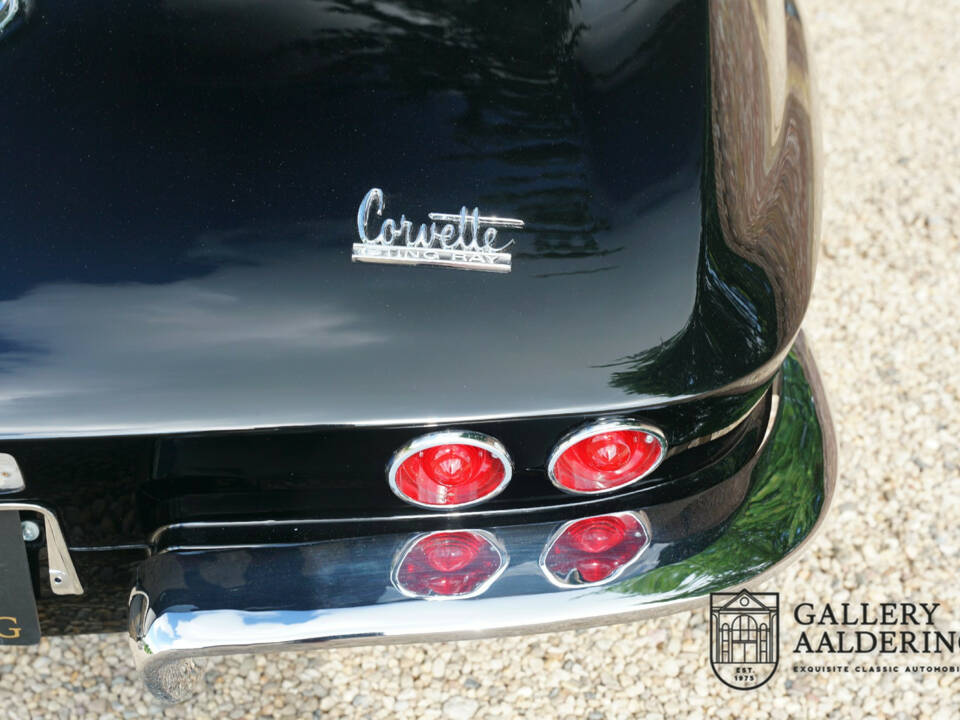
[387,429,514,510]
[546,419,668,495]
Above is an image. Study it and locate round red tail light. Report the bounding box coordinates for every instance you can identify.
[392,530,508,598]
[388,431,512,509]
[547,420,666,494]
[540,512,650,587]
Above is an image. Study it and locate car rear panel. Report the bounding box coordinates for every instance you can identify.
[0,1,828,681]
[0,0,814,437]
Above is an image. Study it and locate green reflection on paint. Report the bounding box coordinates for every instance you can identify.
[615,350,825,599]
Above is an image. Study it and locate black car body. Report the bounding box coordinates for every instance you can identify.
[0,0,834,700]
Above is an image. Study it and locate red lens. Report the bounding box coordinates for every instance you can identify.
[394,531,506,598]
[542,513,649,586]
[550,425,665,493]
[392,435,510,508]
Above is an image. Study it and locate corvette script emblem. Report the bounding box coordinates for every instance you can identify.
[351,188,523,273]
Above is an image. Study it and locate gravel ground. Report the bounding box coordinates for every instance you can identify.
[4,0,960,717]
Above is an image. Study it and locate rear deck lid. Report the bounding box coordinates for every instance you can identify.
[0,0,774,437]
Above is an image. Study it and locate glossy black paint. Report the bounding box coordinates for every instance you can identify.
[0,0,818,437]
[1,0,824,638]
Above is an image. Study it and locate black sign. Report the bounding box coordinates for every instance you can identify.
[0,512,41,645]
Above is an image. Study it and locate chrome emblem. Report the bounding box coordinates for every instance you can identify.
[352,188,523,273]
[0,0,21,34]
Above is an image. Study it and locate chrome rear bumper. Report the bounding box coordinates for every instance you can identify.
[129,336,835,702]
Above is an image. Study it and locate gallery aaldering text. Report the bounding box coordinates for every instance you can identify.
[793,603,958,653]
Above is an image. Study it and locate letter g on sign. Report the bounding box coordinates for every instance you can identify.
[0,617,21,640]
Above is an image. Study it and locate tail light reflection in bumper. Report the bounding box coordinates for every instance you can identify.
[539,511,651,587]
[391,529,509,599]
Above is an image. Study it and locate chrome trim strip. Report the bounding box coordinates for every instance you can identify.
[427,213,525,229]
[390,529,509,600]
[352,244,511,273]
[386,430,514,511]
[70,544,149,553]
[667,391,767,456]
[148,508,574,548]
[0,503,84,595]
[538,510,651,588]
[546,420,667,495]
